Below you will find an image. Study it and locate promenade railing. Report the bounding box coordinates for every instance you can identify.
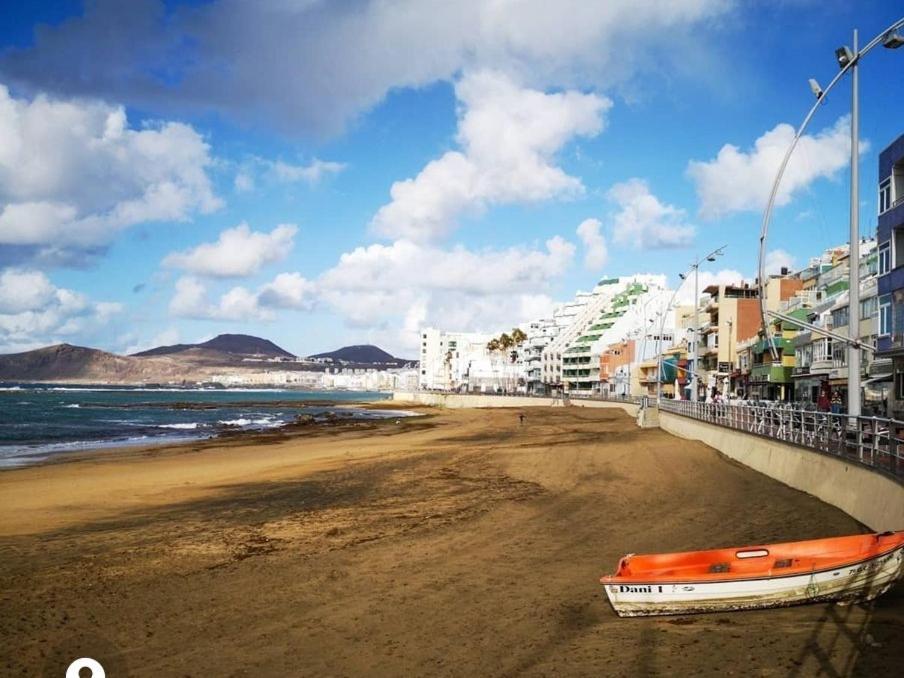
[658,400,904,483]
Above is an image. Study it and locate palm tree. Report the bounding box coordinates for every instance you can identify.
[511,327,527,345]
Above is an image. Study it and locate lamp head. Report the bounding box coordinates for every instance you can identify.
[884,30,904,49]
[706,256,717,262]
[808,78,824,100]
[679,273,686,280]
[835,45,855,68]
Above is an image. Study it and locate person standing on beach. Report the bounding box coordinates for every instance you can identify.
[519,413,525,425]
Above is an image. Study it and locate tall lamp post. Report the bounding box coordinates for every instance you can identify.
[655,245,726,404]
[679,245,726,402]
[758,19,903,419]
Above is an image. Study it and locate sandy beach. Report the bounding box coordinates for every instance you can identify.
[1,405,901,676]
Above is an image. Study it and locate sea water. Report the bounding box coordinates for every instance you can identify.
[0,385,396,468]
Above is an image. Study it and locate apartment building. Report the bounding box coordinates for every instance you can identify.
[791,240,878,407]
[875,133,904,417]
[693,283,761,399]
[418,327,493,391]
[543,276,669,394]
[538,292,594,390]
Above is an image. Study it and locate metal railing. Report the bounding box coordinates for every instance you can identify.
[658,400,904,482]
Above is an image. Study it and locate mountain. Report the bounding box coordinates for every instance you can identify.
[133,334,295,358]
[309,344,414,366]
[0,344,121,381]
[0,344,200,383]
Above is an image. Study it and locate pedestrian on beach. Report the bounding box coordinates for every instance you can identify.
[519,413,525,425]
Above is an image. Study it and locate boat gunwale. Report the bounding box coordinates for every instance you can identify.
[600,541,904,586]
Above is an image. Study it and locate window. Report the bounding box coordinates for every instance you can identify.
[832,340,846,365]
[897,368,904,400]
[861,296,878,320]
[831,305,849,328]
[879,295,891,336]
[879,241,891,276]
[879,177,892,214]
[896,228,904,269]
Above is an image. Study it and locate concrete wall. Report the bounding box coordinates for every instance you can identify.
[659,410,904,533]
[391,391,638,417]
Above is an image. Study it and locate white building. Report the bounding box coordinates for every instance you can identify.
[542,275,672,394]
[418,327,526,392]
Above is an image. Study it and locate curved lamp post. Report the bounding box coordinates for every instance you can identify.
[655,244,726,404]
[757,18,904,418]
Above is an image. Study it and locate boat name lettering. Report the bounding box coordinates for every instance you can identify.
[618,585,663,594]
[849,556,889,576]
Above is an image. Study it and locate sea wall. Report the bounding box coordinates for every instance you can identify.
[659,410,904,533]
[391,391,639,417]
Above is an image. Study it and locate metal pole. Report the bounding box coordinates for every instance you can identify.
[656,312,663,404]
[691,258,699,402]
[848,28,861,418]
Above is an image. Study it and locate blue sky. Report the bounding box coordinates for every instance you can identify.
[0,0,902,357]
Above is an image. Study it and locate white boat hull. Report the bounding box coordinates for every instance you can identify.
[603,544,904,617]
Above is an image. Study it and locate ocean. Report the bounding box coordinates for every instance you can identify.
[0,384,397,468]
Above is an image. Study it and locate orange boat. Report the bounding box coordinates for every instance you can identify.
[600,531,904,617]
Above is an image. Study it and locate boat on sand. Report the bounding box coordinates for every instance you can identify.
[601,531,904,617]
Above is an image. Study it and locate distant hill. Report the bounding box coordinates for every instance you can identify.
[309,344,414,366]
[0,343,201,383]
[133,334,294,358]
[0,344,121,381]
[0,339,414,384]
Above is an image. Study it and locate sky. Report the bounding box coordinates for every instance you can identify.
[0,0,902,358]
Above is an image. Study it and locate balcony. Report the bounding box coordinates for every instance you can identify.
[809,358,833,374]
[753,337,793,354]
[750,364,793,383]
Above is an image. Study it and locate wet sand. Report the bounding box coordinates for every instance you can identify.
[1,405,901,676]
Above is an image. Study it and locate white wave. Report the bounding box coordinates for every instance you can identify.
[157,422,200,430]
[218,417,286,428]
[62,403,80,408]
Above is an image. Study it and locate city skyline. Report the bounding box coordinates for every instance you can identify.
[1,1,902,358]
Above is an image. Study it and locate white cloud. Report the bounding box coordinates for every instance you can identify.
[576,218,607,270]
[0,268,122,352]
[0,1,733,136]
[169,276,208,318]
[163,223,297,278]
[687,116,862,218]
[608,179,695,249]
[258,272,316,310]
[169,275,274,322]
[371,70,610,242]
[0,84,220,263]
[765,249,796,276]
[317,237,575,350]
[0,268,57,314]
[168,269,317,321]
[270,159,345,184]
[233,171,254,193]
[167,234,575,349]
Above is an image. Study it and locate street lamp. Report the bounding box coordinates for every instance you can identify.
[832,26,902,418]
[688,245,726,403]
[654,245,726,405]
[757,17,903,420]
[884,29,904,49]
